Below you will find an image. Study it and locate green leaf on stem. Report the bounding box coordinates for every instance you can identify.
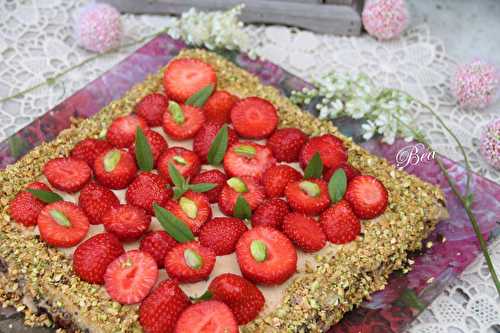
[153,203,194,243]
[234,195,251,220]
[207,124,229,166]
[185,84,215,107]
[328,169,347,203]
[189,183,217,193]
[304,152,323,179]
[134,127,153,171]
[26,189,63,204]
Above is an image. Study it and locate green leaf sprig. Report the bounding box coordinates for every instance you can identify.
[135,127,154,171]
[304,152,323,179]
[168,162,216,200]
[328,169,347,203]
[153,203,194,243]
[234,195,252,220]
[207,124,229,166]
[185,84,215,107]
[26,189,63,203]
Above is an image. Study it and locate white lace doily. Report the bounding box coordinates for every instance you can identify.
[0,1,498,332]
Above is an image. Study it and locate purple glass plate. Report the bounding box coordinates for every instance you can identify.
[1,35,498,332]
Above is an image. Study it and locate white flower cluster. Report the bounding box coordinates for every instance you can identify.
[291,72,415,144]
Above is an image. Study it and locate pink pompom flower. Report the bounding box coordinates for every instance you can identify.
[480,118,500,170]
[362,0,409,40]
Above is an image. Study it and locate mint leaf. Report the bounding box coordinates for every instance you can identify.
[168,162,186,189]
[26,189,63,204]
[153,203,195,243]
[190,290,213,302]
[135,127,153,171]
[189,183,217,193]
[207,124,229,166]
[234,195,251,220]
[304,152,323,179]
[328,168,347,203]
[185,84,214,107]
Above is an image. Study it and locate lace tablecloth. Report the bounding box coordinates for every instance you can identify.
[0,1,498,332]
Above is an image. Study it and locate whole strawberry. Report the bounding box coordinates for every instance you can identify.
[126,172,172,214]
[262,164,302,198]
[94,149,137,190]
[140,231,178,268]
[223,142,276,179]
[267,128,308,162]
[218,176,265,216]
[162,102,205,140]
[164,191,212,235]
[199,217,248,256]
[9,182,50,227]
[320,200,361,244]
[282,212,326,252]
[192,122,238,163]
[78,182,120,225]
[285,179,330,215]
[251,198,290,229]
[345,175,388,219]
[164,242,216,283]
[135,93,169,126]
[70,138,112,168]
[191,170,227,203]
[157,147,201,184]
[203,90,239,124]
[106,115,149,148]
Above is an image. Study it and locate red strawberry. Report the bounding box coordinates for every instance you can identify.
[164,191,211,235]
[236,226,297,285]
[162,102,205,140]
[218,176,265,216]
[139,279,190,333]
[37,201,89,248]
[43,157,91,193]
[135,93,169,126]
[106,115,149,148]
[285,179,330,215]
[174,300,238,333]
[73,233,125,284]
[223,142,276,179]
[345,175,388,219]
[130,129,168,166]
[282,212,326,252]
[102,204,151,242]
[199,217,248,256]
[203,90,239,124]
[157,147,201,184]
[140,231,178,268]
[299,134,348,170]
[126,172,172,214]
[262,164,302,198]
[104,250,158,304]
[9,182,50,227]
[191,170,227,203]
[192,122,238,163]
[208,273,265,325]
[78,182,120,225]
[267,128,308,162]
[251,198,289,229]
[320,200,361,244]
[163,58,217,103]
[94,149,137,189]
[164,242,216,283]
[231,97,278,139]
[324,162,361,182]
[70,138,112,167]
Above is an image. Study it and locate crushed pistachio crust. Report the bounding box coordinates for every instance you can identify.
[0,49,447,333]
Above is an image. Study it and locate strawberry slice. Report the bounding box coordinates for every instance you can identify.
[94,149,137,189]
[140,231,178,268]
[73,233,125,284]
[174,300,238,333]
[345,175,388,219]
[285,179,330,215]
[223,142,276,179]
[282,212,326,252]
[251,198,290,229]
[164,191,212,235]
[43,157,91,193]
[324,162,361,182]
[203,90,239,124]
[70,138,112,168]
[193,122,238,163]
[104,250,158,304]
[236,226,297,285]
[267,128,308,162]
[262,164,302,198]
[163,58,217,103]
[164,242,216,283]
[199,217,248,256]
[78,182,120,225]
[37,201,90,248]
[9,182,50,227]
[230,97,278,139]
[299,134,348,170]
[218,176,265,216]
[162,102,205,140]
[157,147,201,184]
[320,200,361,244]
[208,273,265,325]
[191,170,228,203]
[135,93,169,126]
[106,115,149,148]
[126,172,172,214]
[130,129,168,166]
[102,204,151,242]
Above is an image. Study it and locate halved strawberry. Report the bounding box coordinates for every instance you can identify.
[285,179,330,215]
[267,128,308,162]
[163,58,217,103]
[223,142,276,179]
[102,204,151,242]
[164,191,211,235]
[9,182,50,227]
[140,231,178,268]
[78,182,120,225]
[324,162,361,182]
[162,102,205,140]
[104,250,158,304]
[218,176,265,216]
[73,233,125,284]
[106,115,149,148]
[70,138,112,168]
[203,90,239,124]
[174,300,238,333]
[236,226,297,285]
[282,212,326,252]
[157,147,201,184]
[199,217,248,256]
[192,122,238,163]
[135,93,169,126]
[130,129,168,166]
[251,198,290,229]
[139,280,190,333]
[37,201,90,248]
[94,149,137,189]
[208,273,265,325]
[320,200,361,244]
[164,242,216,283]
[191,170,227,203]
[126,172,172,214]
[299,134,348,170]
[345,175,388,219]
[231,97,278,139]
[43,157,91,193]
[262,164,302,198]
